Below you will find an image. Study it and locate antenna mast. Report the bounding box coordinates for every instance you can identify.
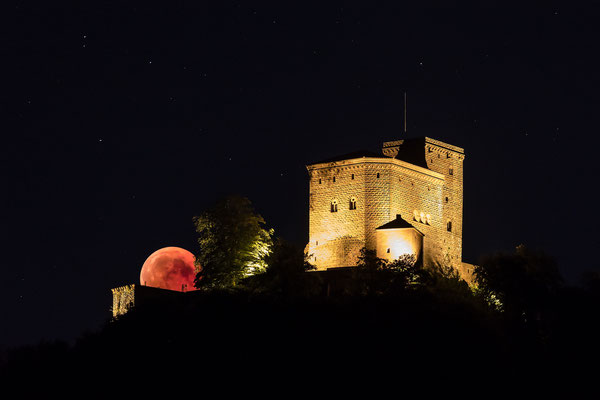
[404,92,407,134]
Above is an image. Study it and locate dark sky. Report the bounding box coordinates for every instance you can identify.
[3,1,600,348]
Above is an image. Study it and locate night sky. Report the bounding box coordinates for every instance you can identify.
[3,1,600,348]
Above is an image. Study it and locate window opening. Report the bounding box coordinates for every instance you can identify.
[330,200,338,213]
[349,197,357,210]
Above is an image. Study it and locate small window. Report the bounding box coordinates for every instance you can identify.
[387,248,390,253]
[420,212,425,223]
[333,176,336,183]
[316,241,318,245]
[377,172,380,178]
[449,168,454,176]
[351,174,355,180]
[445,196,449,203]
[447,221,452,232]
[349,197,357,210]
[330,200,338,213]
[319,178,322,184]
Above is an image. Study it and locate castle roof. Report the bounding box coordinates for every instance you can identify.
[376,214,424,235]
[308,150,385,165]
[307,139,434,169]
[393,138,429,168]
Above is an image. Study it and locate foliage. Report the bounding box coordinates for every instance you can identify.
[356,247,389,272]
[426,262,472,293]
[474,244,563,325]
[245,238,320,297]
[354,248,426,295]
[193,195,274,289]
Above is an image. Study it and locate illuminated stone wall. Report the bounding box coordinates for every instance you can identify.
[423,138,465,273]
[110,284,190,318]
[306,162,368,269]
[376,228,423,262]
[306,137,470,282]
[111,284,136,318]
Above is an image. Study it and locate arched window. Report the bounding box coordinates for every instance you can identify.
[420,212,425,223]
[330,200,338,213]
[349,197,357,210]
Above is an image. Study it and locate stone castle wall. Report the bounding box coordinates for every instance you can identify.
[111,284,136,318]
[423,138,464,271]
[306,137,470,281]
[307,162,367,269]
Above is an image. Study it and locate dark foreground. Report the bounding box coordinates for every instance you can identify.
[2,282,599,394]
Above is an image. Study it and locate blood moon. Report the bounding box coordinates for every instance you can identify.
[140,247,200,292]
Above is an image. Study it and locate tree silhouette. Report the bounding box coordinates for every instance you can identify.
[474,245,563,334]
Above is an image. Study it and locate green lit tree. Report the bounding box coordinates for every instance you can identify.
[193,195,274,289]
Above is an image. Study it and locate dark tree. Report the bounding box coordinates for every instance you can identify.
[247,238,319,297]
[193,195,274,289]
[356,247,388,272]
[354,248,426,295]
[474,245,563,327]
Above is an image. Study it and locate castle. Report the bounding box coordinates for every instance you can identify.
[305,136,475,282]
[112,135,475,317]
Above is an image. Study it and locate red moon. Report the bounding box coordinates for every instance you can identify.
[140,247,199,292]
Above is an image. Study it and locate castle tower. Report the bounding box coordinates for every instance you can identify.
[306,137,472,281]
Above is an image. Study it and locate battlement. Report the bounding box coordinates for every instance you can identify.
[110,284,190,318]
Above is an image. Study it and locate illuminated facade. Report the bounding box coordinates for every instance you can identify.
[306,137,474,282]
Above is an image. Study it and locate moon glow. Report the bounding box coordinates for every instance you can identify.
[139,247,199,292]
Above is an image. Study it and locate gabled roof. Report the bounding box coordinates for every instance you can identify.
[376,214,424,235]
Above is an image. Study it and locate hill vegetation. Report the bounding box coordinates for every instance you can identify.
[3,197,599,390]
